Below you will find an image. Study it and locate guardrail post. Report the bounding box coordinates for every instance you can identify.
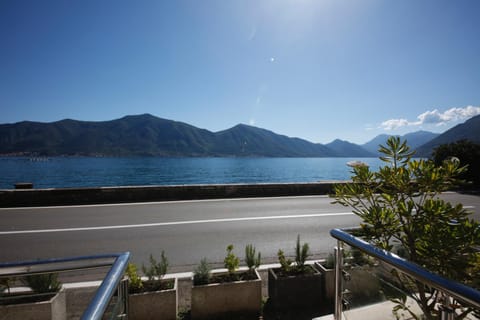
[334,241,344,320]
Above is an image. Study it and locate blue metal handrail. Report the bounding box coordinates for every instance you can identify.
[81,252,130,320]
[0,253,123,276]
[330,228,480,309]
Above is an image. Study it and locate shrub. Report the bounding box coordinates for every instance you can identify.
[193,258,211,286]
[142,251,169,281]
[333,136,480,319]
[277,235,311,275]
[245,244,261,273]
[126,263,143,293]
[277,249,292,274]
[224,244,240,278]
[23,273,61,294]
[294,235,310,272]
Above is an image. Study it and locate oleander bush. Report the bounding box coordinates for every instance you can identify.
[333,136,480,319]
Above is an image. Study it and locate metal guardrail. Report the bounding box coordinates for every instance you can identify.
[0,252,130,320]
[330,228,480,319]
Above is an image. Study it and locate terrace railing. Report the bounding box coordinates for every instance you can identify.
[330,228,480,320]
[0,252,130,320]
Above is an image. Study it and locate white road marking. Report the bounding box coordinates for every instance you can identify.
[0,212,354,235]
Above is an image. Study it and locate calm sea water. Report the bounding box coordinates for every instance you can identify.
[0,157,384,189]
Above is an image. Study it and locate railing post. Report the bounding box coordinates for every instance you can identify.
[122,277,129,319]
[115,277,129,319]
[334,241,344,320]
[440,295,454,320]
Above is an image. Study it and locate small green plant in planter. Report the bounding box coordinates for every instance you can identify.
[276,235,314,276]
[245,244,261,279]
[268,235,323,312]
[277,249,292,274]
[193,258,211,286]
[126,251,174,294]
[295,234,310,273]
[0,273,66,320]
[127,253,177,320]
[208,244,245,283]
[192,249,262,319]
[0,273,64,305]
[24,273,62,294]
[142,252,168,281]
[126,263,143,293]
[224,244,240,281]
[140,251,173,291]
[0,273,62,304]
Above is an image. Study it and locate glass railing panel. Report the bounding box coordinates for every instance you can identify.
[341,244,388,311]
[0,252,130,320]
[331,229,480,320]
[99,278,128,320]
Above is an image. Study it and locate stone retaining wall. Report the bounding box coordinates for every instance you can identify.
[0,182,345,208]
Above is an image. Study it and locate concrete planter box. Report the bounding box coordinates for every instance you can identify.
[314,262,335,303]
[128,278,178,320]
[64,283,99,320]
[268,266,323,310]
[0,288,66,320]
[191,269,262,319]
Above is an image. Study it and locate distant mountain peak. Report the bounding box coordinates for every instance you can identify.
[411,130,433,134]
[328,138,348,144]
[326,139,374,157]
[120,113,159,121]
[363,131,440,154]
[125,113,155,118]
[231,123,256,130]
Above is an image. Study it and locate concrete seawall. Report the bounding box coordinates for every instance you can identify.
[0,182,345,208]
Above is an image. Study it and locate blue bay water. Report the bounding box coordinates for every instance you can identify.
[0,157,385,189]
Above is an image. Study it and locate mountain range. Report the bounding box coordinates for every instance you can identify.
[1,113,478,157]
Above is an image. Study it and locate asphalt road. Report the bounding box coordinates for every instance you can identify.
[1,192,479,272]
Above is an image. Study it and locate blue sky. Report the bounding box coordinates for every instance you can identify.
[1,0,479,144]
